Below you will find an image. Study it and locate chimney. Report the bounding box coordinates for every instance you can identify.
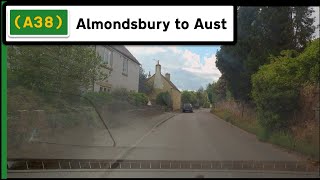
[148,71,151,78]
[155,60,161,75]
[153,60,164,89]
[165,73,170,81]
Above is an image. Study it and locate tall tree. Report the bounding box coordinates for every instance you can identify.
[7,45,104,95]
[206,83,214,103]
[216,6,316,103]
[292,7,316,50]
[212,76,227,105]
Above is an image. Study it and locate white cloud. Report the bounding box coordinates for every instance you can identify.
[126,45,221,90]
[167,46,182,54]
[182,53,221,81]
[182,50,201,69]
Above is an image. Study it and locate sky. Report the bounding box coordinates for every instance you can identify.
[126,46,221,91]
[126,7,320,91]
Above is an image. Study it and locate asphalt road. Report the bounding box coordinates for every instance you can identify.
[121,108,302,161]
[9,109,319,178]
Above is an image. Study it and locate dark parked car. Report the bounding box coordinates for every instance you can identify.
[182,103,193,113]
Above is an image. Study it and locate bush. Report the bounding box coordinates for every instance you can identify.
[82,92,112,107]
[110,88,150,107]
[8,86,43,113]
[202,101,211,108]
[252,39,319,131]
[8,86,81,113]
[111,88,130,101]
[257,128,271,142]
[252,56,300,130]
[156,91,172,107]
[128,92,148,106]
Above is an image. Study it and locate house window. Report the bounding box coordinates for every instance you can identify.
[99,86,108,92]
[103,47,113,67]
[122,56,128,75]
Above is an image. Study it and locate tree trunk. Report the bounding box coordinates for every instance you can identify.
[241,102,245,118]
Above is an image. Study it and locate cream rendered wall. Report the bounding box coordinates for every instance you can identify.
[94,45,140,92]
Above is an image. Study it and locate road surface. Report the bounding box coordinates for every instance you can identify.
[9,109,319,178]
[121,108,302,161]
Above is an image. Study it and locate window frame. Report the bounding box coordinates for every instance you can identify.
[102,47,113,67]
[122,56,128,75]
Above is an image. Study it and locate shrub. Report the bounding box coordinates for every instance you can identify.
[202,101,211,108]
[82,91,112,107]
[128,92,148,106]
[111,88,130,101]
[156,91,172,107]
[8,86,43,113]
[252,39,319,131]
[257,128,271,142]
[252,56,300,130]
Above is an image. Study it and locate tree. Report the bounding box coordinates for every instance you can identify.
[138,66,153,94]
[216,6,316,103]
[8,45,105,95]
[292,7,316,50]
[202,91,211,108]
[211,76,227,105]
[181,91,197,106]
[206,83,214,104]
[196,86,205,107]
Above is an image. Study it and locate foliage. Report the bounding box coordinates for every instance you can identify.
[111,88,149,106]
[82,91,113,107]
[156,91,172,107]
[212,106,319,160]
[202,101,211,108]
[8,86,43,113]
[128,92,149,106]
[211,76,228,105]
[8,45,105,95]
[216,7,316,102]
[181,89,211,108]
[181,91,197,106]
[201,90,211,108]
[205,83,214,104]
[252,39,319,131]
[138,66,153,94]
[111,88,130,101]
[195,87,204,106]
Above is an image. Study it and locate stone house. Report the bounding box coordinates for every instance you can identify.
[145,61,181,110]
[93,45,140,92]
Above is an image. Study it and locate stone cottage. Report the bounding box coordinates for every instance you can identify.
[145,61,181,110]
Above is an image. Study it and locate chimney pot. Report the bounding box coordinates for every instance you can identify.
[165,73,170,81]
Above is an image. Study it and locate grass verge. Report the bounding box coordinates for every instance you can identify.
[211,108,319,161]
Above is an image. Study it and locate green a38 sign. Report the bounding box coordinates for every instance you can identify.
[10,10,68,36]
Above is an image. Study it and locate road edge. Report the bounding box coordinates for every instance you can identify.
[210,112,319,164]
